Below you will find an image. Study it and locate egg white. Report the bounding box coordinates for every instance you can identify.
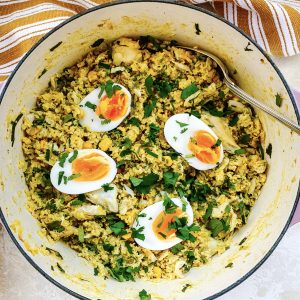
[164,113,224,170]
[50,149,117,194]
[132,197,193,251]
[79,83,131,132]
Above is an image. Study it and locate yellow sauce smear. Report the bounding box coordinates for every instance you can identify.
[152,208,183,240]
[188,130,220,164]
[72,152,109,182]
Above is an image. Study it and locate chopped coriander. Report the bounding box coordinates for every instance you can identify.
[91,38,104,47]
[102,183,114,192]
[110,221,127,236]
[101,119,111,125]
[132,226,145,241]
[239,134,250,144]
[120,149,132,157]
[58,171,64,185]
[59,152,69,167]
[185,154,195,158]
[181,128,188,134]
[181,83,199,100]
[78,226,85,242]
[275,93,283,107]
[125,241,133,254]
[158,232,167,239]
[234,149,246,155]
[239,202,246,224]
[169,217,200,241]
[190,110,201,118]
[144,98,157,117]
[116,160,125,168]
[62,113,73,123]
[202,101,225,117]
[173,136,178,141]
[130,177,143,187]
[94,266,99,276]
[164,150,180,160]
[85,101,97,111]
[211,138,221,149]
[229,115,238,126]
[163,194,178,213]
[47,221,65,232]
[148,123,160,142]
[145,149,158,158]
[128,117,141,127]
[145,75,154,95]
[266,143,272,158]
[108,264,140,282]
[98,85,105,98]
[130,173,159,194]
[103,243,114,252]
[67,173,81,181]
[155,79,174,98]
[258,143,265,159]
[171,243,184,254]
[10,113,23,146]
[139,289,151,300]
[45,149,51,161]
[68,150,78,163]
[203,203,213,221]
[208,219,223,237]
[70,199,84,206]
[163,171,179,191]
[176,120,188,128]
[98,62,110,69]
[219,90,225,99]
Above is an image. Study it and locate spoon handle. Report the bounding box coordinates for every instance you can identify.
[225,78,300,135]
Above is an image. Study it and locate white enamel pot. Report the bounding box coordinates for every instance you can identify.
[0,1,299,299]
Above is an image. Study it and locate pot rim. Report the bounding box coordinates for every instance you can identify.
[0,1,299,299]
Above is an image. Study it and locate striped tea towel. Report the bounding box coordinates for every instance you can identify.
[0,0,300,83]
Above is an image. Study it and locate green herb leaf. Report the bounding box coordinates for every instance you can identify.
[219,91,225,99]
[78,226,85,242]
[85,101,97,111]
[190,110,201,118]
[130,177,143,187]
[98,62,110,69]
[62,113,73,123]
[266,143,272,158]
[258,143,265,160]
[144,98,157,118]
[58,171,64,185]
[155,79,173,98]
[212,138,222,149]
[120,149,132,157]
[234,149,246,155]
[47,221,65,232]
[229,115,238,127]
[101,119,111,125]
[239,134,250,144]
[103,243,114,252]
[68,150,78,163]
[181,83,199,100]
[10,113,23,146]
[145,75,154,95]
[208,219,223,237]
[102,183,114,192]
[163,194,178,214]
[45,149,51,161]
[275,93,283,107]
[91,38,104,47]
[125,241,133,254]
[139,289,151,300]
[203,203,213,221]
[116,160,125,168]
[70,199,84,206]
[163,171,179,191]
[130,173,159,194]
[148,123,160,142]
[110,221,127,236]
[67,173,81,181]
[94,266,99,276]
[171,243,184,254]
[176,120,188,128]
[128,117,141,127]
[145,149,158,158]
[132,226,145,241]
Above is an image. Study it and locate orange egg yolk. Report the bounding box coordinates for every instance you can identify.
[188,130,220,164]
[72,152,110,182]
[96,90,128,121]
[152,208,183,240]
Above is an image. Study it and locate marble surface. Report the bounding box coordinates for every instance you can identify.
[0,54,299,300]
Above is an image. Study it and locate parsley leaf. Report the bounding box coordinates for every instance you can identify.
[171,243,184,254]
[98,62,110,69]
[148,123,160,142]
[132,226,145,241]
[130,173,159,194]
[102,183,114,192]
[229,115,238,127]
[211,138,221,149]
[47,221,65,232]
[208,219,223,237]
[45,149,51,161]
[130,177,143,187]
[176,120,188,128]
[110,221,127,236]
[125,241,133,254]
[163,194,178,214]
[128,117,141,127]
[234,149,246,155]
[239,134,250,144]
[103,243,114,252]
[275,93,283,107]
[145,75,154,95]
[163,171,179,191]
[203,203,213,221]
[144,98,157,118]
[85,101,97,111]
[139,289,151,300]
[68,150,78,163]
[145,149,158,158]
[181,83,199,100]
[190,110,201,118]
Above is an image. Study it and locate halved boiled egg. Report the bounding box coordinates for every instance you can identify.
[164,113,224,170]
[50,149,117,194]
[132,197,193,251]
[79,82,131,132]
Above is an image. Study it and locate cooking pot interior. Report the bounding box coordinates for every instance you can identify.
[0,2,299,299]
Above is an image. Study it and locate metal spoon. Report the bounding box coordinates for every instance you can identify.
[179,46,300,135]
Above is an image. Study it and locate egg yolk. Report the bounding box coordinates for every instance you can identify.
[96,90,128,121]
[72,152,110,182]
[152,208,183,241]
[188,130,220,164]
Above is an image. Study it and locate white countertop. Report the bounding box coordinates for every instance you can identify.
[1,55,300,300]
